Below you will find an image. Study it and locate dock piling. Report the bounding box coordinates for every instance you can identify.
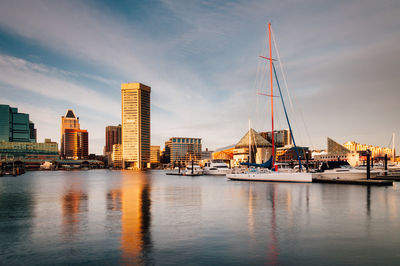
[366,150,371,180]
[384,154,388,176]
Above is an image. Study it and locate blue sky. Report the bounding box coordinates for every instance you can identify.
[0,0,399,154]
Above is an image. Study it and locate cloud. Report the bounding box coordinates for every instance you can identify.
[0,54,120,115]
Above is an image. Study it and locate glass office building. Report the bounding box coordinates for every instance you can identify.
[0,140,58,160]
[164,137,202,165]
[63,129,89,160]
[0,104,36,143]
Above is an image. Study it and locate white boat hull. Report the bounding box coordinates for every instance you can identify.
[227,172,312,183]
[203,169,231,176]
[312,171,379,180]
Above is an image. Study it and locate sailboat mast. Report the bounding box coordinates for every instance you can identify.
[268,23,275,167]
[249,119,251,163]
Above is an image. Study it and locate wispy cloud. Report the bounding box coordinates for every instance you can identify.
[0,54,119,115]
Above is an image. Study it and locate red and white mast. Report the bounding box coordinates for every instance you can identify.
[268,23,275,167]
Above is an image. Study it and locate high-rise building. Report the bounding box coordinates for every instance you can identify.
[63,129,88,160]
[112,144,122,168]
[260,129,292,148]
[0,104,36,142]
[121,83,151,169]
[29,121,37,142]
[150,145,160,165]
[164,137,202,165]
[60,109,88,159]
[104,125,122,154]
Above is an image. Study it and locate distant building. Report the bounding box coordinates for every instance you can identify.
[150,145,160,166]
[260,129,291,148]
[104,125,122,154]
[343,140,393,159]
[201,148,213,160]
[314,137,360,166]
[112,144,122,168]
[212,145,234,161]
[0,139,58,160]
[29,121,37,142]
[60,109,89,160]
[0,104,36,142]
[276,146,310,162]
[121,83,151,169]
[63,129,88,160]
[327,137,350,154]
[233,129,272,165]
[164,137,202,164]
[104,125,122,165]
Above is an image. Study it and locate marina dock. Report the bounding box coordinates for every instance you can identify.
[312,178,393,186]
[373,175,400,181]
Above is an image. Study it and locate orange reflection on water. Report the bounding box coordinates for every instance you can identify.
[61,180,88,239]
[120,171,152,264]
[107,189,122,211]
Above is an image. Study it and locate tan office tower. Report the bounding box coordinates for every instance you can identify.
[121,83,151,169]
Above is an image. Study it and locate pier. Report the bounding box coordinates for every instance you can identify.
[312,178,393,186]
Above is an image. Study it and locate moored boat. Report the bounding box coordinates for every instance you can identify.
[227,168,312,182]
[226,22,312,183]
[203,160,231,175]
[184,164,203,176]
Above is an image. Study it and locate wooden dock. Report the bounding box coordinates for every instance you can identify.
[166,172,183,176]
[312,178,393,186]
[373,175,400,181]
[165,172,202,176]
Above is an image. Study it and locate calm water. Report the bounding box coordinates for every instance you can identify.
[0,170,399,265]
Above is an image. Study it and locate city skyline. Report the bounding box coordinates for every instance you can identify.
[0,0,399,154]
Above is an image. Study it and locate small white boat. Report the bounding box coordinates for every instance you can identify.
[40,161,53,170]
[184,164,203,176]
[313,162,380,180]
[203,160,231,175]
[227,168,312,182]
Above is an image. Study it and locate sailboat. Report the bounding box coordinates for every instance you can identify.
[227,23,312,183]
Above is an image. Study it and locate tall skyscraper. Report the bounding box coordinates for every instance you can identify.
[0,104,36,142]
[61,109,88,159]
[121,83,151,169]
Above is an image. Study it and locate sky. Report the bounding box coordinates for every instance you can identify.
[0,0,399,154]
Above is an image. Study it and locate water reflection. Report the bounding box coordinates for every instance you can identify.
[1,171,400,265]
[247,185,255,239]
[366,186,371,217]
[120,171,152,264]
[61,178,88,240]
[0,191,34,242]
[107,189,122,211]
[267,185,279,266]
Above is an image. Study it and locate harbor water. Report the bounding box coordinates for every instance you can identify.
[0,170,399,265]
